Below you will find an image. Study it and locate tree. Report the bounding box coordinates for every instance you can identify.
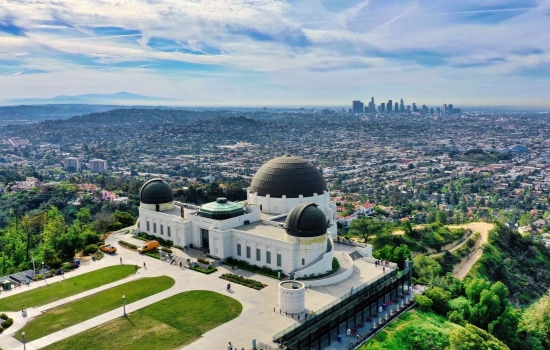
[425,286,451,315]
[20,212,45,263]
[518,213,533,227]
[402,219,413,236]
[392,244,412,270]
[414,294,433,311]
[465,278,492,305]
[41,206,68,265]
[489,306,520,348]
[435,210,448,225]
[519,291,550,349]
[413,255,442,285]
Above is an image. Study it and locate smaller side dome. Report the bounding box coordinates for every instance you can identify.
[285,202,327,238]
[140,178,174,204]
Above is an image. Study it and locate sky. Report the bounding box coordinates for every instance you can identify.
[1,0,550,108]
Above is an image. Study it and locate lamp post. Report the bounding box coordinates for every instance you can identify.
[22,331,26,350]
[122,294,127,317]
[32,258,36,279]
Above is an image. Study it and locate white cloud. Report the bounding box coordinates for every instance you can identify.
[0,0,549,107]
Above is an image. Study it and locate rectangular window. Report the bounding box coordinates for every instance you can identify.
[277,253,282,267]
[266,251,271,264]
[237,244,241,256]
[302,258,305,266]
[167,226,171,237]
[256,248,261,261]
[153,223,157,233]
[246,246,251,259]
[160,225,164,235]
[146,221,150,231]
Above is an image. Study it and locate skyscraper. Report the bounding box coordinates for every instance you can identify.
[400,98,405,112]
[352,100,364,114]
[368,97,375,113]
[387,100,393,112]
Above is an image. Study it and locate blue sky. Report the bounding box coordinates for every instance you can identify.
[0,0,549,108]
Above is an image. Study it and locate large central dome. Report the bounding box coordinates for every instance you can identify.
[250,155,327,198]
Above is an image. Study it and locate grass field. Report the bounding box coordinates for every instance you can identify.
[43,290,243,350]
[16,276,174,342]
[0,265,137,311]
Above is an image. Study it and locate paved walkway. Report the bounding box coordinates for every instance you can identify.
[0,231,389,350]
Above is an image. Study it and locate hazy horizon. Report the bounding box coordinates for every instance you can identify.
[1,0,549,108]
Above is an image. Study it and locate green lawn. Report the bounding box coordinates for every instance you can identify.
[43,290,243,350]
[16,276,174,342]
[0,265,136,311]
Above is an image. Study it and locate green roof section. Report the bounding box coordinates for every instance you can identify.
[198,198,245,220]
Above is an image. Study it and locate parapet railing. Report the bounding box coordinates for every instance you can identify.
[273,265,411,342]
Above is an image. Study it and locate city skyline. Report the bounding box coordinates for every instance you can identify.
[1,0,550,109]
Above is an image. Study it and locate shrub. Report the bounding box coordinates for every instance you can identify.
[190,265,217,274]
[95,251,105,260]
[0,313,7,320]
[119,241,137,250]
[134,232,173,247]
[84,244,99,255]
[224,257,285,279]
[145,251,160,259]
[414,294,433,311]
[219,273,267,290]
[62,262,73,271]
[1,318,14,328]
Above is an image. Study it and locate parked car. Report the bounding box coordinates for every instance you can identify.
[100,245,117,253]
[138,240,160,253]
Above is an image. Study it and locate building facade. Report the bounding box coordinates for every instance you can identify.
[137,155,338,278]
[89,159,108,173]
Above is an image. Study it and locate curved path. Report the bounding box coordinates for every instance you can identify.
[449,222,494,279]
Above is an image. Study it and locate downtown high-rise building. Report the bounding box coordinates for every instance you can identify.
[352,100,364,114]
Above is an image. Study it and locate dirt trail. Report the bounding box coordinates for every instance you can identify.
[449,222,494,279]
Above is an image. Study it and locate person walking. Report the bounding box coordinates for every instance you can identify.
[143,261,147,269]
[227,283,231,292]
[120,256,122,264]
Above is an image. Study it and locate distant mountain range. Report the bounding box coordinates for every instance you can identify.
[3,92,166,106]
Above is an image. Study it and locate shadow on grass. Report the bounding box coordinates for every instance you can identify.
[123,315,135,326]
